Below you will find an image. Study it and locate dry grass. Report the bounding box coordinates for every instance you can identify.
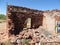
[0,22,6,32]
[0,20,6,23]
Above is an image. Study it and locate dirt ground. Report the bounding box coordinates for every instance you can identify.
[0,22,6,32]
[0,22,8,42]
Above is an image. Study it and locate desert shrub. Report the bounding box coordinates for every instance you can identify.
[0,14,6,20]
[22,39,30,45]
[16,39,30,45]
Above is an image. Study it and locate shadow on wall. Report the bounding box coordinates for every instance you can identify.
[8,12,43,36]
[9,12,23,35]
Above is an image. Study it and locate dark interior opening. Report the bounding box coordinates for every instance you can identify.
[8,12,43,36]
[9,12,24,35]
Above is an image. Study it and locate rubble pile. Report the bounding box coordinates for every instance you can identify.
[9,26,60,45]
[0,32,8,42]
[6,5,60,45]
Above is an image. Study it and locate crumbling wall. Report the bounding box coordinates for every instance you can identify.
[7,5,43,35]
[43,10,60,35]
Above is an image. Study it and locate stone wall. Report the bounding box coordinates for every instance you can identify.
[43,12,56,35]
[43,10,60,35]
[7,5,43,35]
[6,5,60,45]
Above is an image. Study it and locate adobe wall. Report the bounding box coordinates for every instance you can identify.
[43,12,56,35]
[43,10,60,35]
[7,5,43,36]
[7,5,60,36]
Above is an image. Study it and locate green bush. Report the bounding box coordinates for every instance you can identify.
[0,14,6,20]
[23,39,30,45]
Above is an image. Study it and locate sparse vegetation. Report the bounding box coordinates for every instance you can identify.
[0,14,6,23]
[0,14,6,20]
[22,39,30,45]
[0,14,6,32]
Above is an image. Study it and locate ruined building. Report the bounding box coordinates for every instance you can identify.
[6,5,60,45]
[7,5,60,36]
[7,5,43,36]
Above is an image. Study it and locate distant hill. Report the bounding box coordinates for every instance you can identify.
[0,14,6,20]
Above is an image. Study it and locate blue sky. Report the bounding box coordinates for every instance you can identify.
[0,0,60,15]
